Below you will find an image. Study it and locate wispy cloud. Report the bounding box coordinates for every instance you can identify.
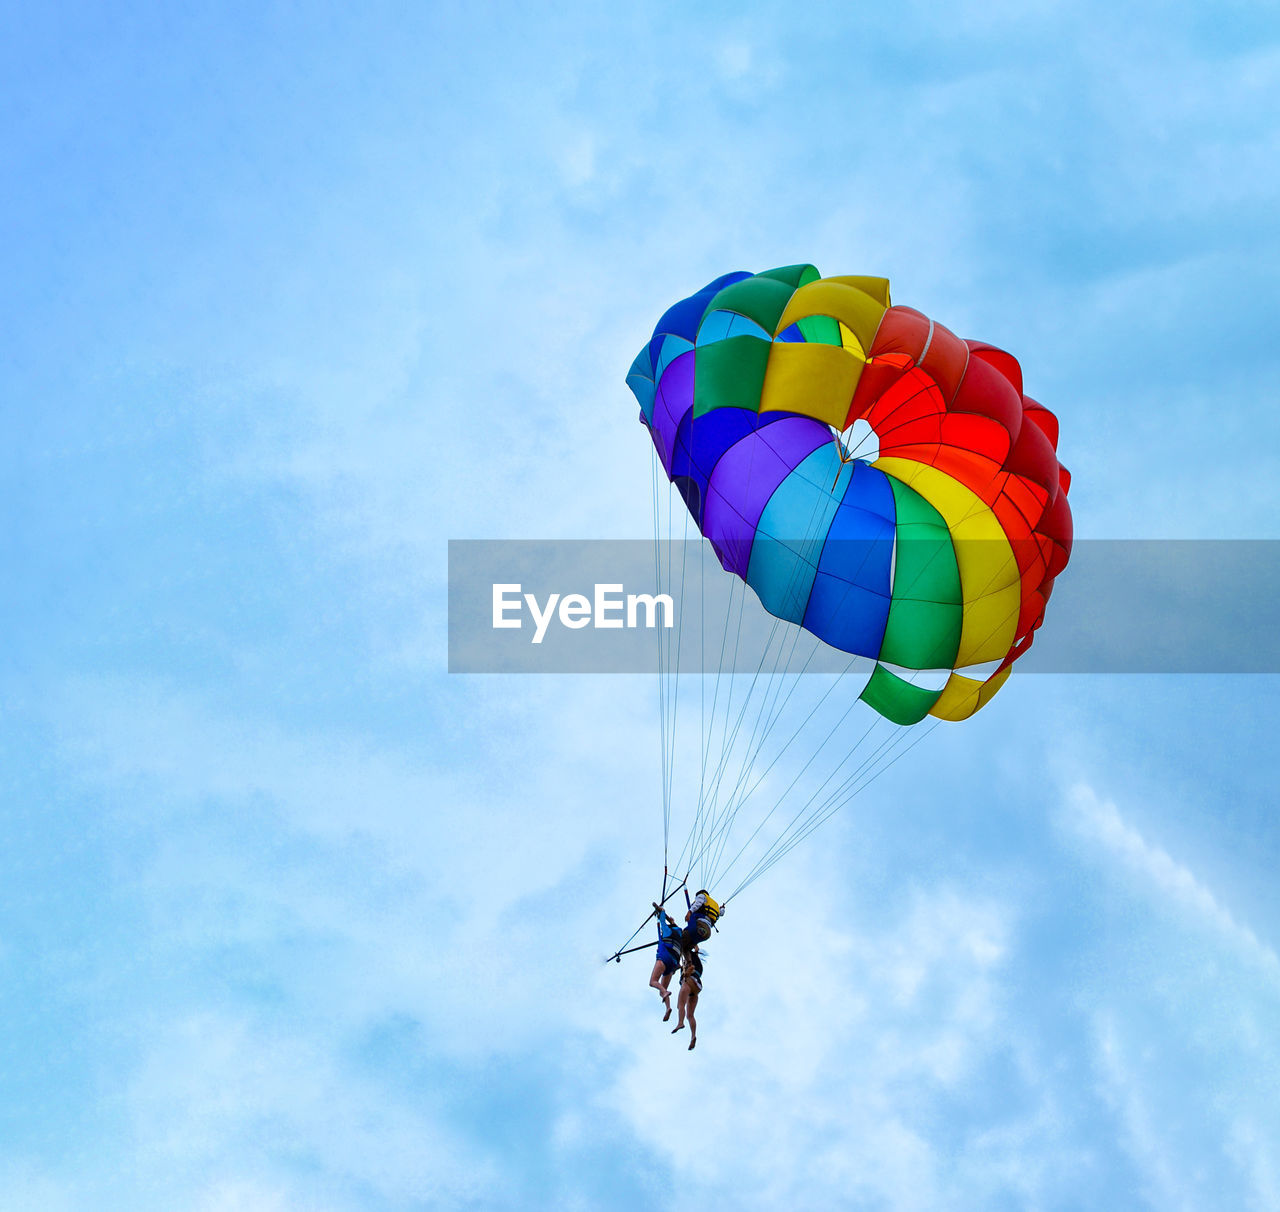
[1059,782,1280,1209]
[1062,783,1280,981]
[125,1011,506,1209]
[587,872,1076,1209]
[1092,1013,1193,1212]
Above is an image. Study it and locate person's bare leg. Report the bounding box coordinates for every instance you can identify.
[672,982,689,1032]
[687,995,698,1050]
[649,961,672,1016]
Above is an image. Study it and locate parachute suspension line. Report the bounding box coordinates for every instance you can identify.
[693,622,787,848]
[763,727,912,866]
[650,446,672,865]
[682,615,783,869]
[692,572,738,869]
[698,633,834,884]
[698,519,706,849]
[682,568,736,887]
[698,624,825,880]
[701,516,904,888]
[729,722,937,901]
[654,456,684,868]
[684,457,853,887]
[650,452,698,878]
[662,495,693,859]
[683,416,772,882]
[697,569,737,801]
[696,654,846,885]
[705,548,753,779]
[725,647,855,816]
[681,470,849,888]
[686,439,854,889]
[743,617,819,758]
[662,472,675,856]
[682,587,813,886]
[717,718,901,894]
[685,621,802,882]
[713,694,878,887]
[681,561,754,881]
[655,470,690,870]
[724,720,942,903]
[660,414,885,898]
[702,679,878,890]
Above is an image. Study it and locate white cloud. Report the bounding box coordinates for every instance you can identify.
[123,1011,504,1210]
[715,42,754,81]
[586,868,1052,1209]
[192,1180,297,1212]
[1089,1007,1280,1212]
[1227,1117,1280,1212]
[1057,781,1280,1209]
[1092,1014,1192,1212]
[0,1166,80,1212]
[1062,783,1280,982]
[34,672,666,1202]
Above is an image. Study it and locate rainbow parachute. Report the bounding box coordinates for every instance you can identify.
[626,265,1074,725]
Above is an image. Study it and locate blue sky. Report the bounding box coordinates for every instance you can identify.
[3,2,1279,1208]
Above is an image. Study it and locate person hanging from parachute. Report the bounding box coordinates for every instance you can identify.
[648,903,684,1019]
[681,888,722,950]
[670,945,703,1050]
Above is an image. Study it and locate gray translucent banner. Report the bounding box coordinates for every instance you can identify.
[448,540,1280,674]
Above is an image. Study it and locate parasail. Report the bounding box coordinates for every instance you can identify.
[620,264,1073,918]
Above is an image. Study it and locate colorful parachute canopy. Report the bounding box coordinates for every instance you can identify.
[625,265,1074,725]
